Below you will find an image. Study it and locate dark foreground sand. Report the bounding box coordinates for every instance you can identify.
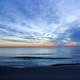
[0,64,80,80]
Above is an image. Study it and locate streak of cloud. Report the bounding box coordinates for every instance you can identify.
[0,0,80,42]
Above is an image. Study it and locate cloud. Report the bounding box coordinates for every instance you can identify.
[0,0,80,42]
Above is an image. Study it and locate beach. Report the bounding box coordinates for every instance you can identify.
[0,64,80,80]
[0,46,80,80]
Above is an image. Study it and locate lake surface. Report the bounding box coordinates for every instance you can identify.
[0,46,80,68]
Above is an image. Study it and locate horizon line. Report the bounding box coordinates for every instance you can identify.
[0,42,79,46]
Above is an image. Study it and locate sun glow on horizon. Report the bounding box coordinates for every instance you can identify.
[0,42,79,47]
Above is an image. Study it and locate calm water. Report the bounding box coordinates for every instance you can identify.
[0,46,80,68]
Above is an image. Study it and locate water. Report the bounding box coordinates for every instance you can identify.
[0,46,80,68]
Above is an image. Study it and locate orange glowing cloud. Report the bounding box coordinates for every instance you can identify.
[0,42,79,47]
[0,42,54,46]
[63,42,80,46]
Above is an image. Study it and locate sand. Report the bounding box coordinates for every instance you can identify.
[0,64,80,80]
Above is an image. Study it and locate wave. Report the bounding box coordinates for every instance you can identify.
[0,56,78,68]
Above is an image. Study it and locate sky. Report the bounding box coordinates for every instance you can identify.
[0,0,80,42]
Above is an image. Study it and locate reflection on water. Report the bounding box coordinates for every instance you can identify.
[0,46,80,67]
[0,46,76,57]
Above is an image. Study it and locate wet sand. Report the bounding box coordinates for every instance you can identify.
[0,64,80,80]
